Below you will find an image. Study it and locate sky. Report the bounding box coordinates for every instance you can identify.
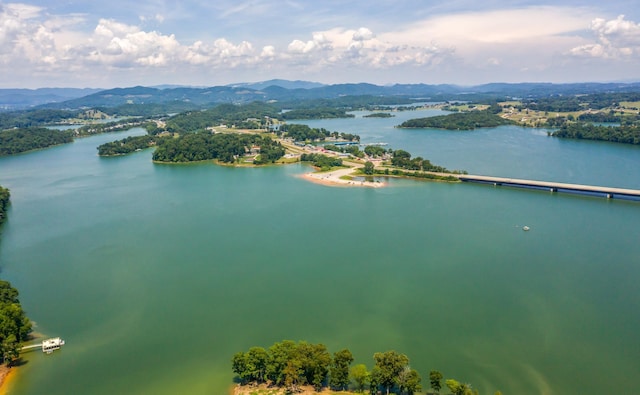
[1,0,639,88]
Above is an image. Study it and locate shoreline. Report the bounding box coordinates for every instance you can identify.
[300,166,386,188]
[0,365,16,395]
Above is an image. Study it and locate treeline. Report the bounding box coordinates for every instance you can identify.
[97,135,160,156]
[0,186,9,224]
[390,149,465,174]
[232,341,422,394]
[279,124,359,142]
[233,341,490,395]
[0,127,73,156]
[300,154,343,171]
[163,102,280,133]
[0,109,79,130]
[399,110,513,130]
[152,133,284,164]
[363,112,394,118]
[324,144,365,158]
[0,188,33,366]
[281,107,355,120]
[518,92,640,112]
[75,119,147,137]
[551,123,640,145]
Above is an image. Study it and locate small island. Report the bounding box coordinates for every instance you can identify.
[398,109,513,130]
[363,112,394,118]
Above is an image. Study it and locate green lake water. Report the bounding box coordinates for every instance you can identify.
[0,111,639,394]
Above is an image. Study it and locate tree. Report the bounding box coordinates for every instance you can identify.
[429,370,443,393]
[330,348,354,390]
[363,161,375,175]
[398,367,422,395]
[445,379,473,395]
[372,350,410,395]
[350,363,370,393]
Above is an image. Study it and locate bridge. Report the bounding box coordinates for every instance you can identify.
[455,174,640,200]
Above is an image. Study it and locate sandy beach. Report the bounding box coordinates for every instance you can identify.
[301,166,386,188]
[0,365,16,395]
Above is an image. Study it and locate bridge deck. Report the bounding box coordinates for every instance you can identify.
[456,174,640,198]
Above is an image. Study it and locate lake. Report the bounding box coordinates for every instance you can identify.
[0,111,639,395]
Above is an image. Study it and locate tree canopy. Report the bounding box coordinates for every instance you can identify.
[0,127,73,156]
[398,110,514,130]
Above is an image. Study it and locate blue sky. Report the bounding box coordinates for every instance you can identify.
[1,0,639,88]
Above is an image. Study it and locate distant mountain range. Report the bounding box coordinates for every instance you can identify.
[1,80,639,110]
[0,88,103,110]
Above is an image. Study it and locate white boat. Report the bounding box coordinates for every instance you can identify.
[522,226,530,231]
[42,337,65,354]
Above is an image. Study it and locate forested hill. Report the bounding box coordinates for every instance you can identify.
[0,127,74,156]
[399,110,514,130]
[27,81,640,111]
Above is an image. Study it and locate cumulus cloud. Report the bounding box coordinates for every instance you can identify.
[570,15,640,58]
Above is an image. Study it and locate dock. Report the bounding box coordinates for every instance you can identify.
[456,174,640,200]
[20,337,65,354]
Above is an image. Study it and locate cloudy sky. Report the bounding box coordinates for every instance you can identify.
[1,0,639,88]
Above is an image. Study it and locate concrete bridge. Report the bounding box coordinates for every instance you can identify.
[456,174,640,200]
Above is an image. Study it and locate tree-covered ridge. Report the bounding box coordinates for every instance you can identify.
[152,133,285,164]
[278,124,359,142]
[551,123,640,145]
[74,119,147,137]
[0,188,33,366]
[0,109,80,130]
[163,102,281,133]
[232,341,425,395]
[0,186,9,224]
[398,110,514,130]
[0,127,74,156]
[281,107,355,120]
[97,135,161,156]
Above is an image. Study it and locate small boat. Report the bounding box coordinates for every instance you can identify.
[522,226,530,231]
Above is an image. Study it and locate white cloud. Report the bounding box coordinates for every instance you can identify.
[570,15,640,58]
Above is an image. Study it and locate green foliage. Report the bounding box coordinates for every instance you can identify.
[330,349,354,390]
[397,367,422,395]
[390,150,460,173]
[299,154,343,171]
[363,112,394,118]
[371,350,410,394]
[551,122,640,144]
[429,370,443,392]
[0,186,8,225]
[350,363,370,393]
[0,127,73,156]
[0,280,32,366]
[165,102,280,133]
[152,133,284,164]
[0,109,80,130]
[445,379,474,395]
[364,145,386,157]
[234,340,332,392]
[75,119,147,137]
[363,161,375,175]
[281,107,355,120]
[279,124,359,142]
[97,135,159,156]
[399,110,514,130]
